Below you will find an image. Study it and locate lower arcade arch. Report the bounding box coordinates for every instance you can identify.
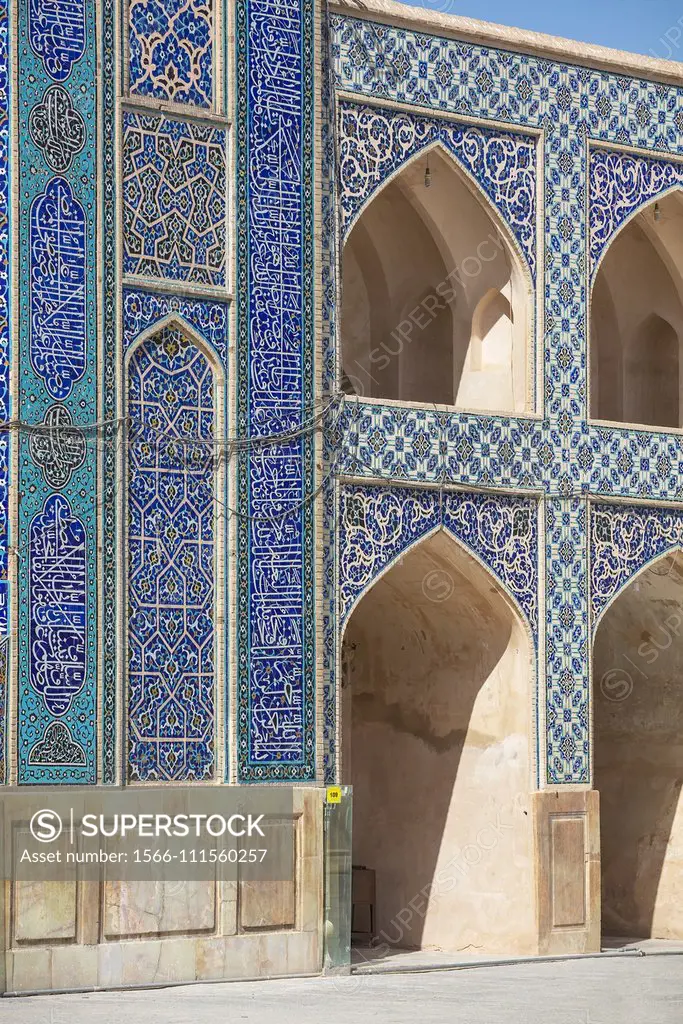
[341,529,535,955]
[594,551,683,940]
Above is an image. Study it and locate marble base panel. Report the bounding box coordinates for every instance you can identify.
[2,789,323,994]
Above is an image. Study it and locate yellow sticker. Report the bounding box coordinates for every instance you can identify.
[326,785,342,804]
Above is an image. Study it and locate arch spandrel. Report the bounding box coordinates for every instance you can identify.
[339,102,538,282]
[339,485,538,644]
[589,147,683,283]
[590,502,683,635]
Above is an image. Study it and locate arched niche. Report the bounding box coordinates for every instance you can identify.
[341,528,535,956]
[593,549,683,940]
[591,190,683,428]
[126,322,221,783]
[340,145,531,414]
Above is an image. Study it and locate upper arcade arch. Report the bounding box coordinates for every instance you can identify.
[340,139,534,414]
[590,189,683,429]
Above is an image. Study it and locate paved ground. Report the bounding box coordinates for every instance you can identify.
[351,936,683,972]
[2,954,683,1024]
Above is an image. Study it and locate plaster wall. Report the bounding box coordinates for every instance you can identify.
[343,531,535,955]
[594,554,683,939]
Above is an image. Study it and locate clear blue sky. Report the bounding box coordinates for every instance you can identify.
[407,0,683,60]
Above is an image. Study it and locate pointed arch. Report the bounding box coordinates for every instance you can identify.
[124,318,224,782]
[593,546,683,940]
[591,544,683,639]
[591,184,683,285]
[341,523,535,655]
[340,138,533,413]
[124,311,226,383]
[343,138,534,287]
[590,188,683,427]
[341,525,537,954]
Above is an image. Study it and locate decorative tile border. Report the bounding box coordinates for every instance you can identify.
[0,0,8,779]
[235,0,316,780]
[18,0,97,783]
[101,0,118,785]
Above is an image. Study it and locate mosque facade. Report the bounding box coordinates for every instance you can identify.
[3,0,683,992]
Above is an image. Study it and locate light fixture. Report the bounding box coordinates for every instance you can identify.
[424,163,431,188]
[654,201,661,222]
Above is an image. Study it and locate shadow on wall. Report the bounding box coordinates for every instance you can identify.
[340,146,530,415]
[594,551,683,939]
[341,529,535,956]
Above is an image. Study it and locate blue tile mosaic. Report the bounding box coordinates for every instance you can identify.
[18,0,96,784]
[30,177,87,399]
[235,0,316,780]
[129,0,214,108]
[128,326,216,781]
[339,101,537,279]
[123,111,226,287]
[329,12,683,784]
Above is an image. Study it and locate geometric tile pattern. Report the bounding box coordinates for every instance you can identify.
[235,0,316,779]
[545,498,588,784]
[332,12,683,783]
[339,101,537,279]
[336,401,551,489]
[129,0,213,108]
[121,289,227,782]
[123,287,228,365]
[18,0,96,784]
[589,147,683,278]
[128,326,215,781]
[123,111,226,287]
[337,401,683,505]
